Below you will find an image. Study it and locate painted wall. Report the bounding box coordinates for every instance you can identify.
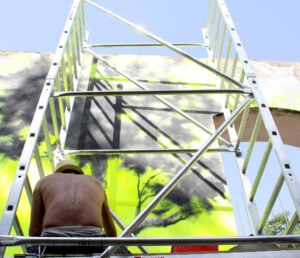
[0,52,299,255]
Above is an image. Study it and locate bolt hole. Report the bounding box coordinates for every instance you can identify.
[272,131,277,136]
[7,205,13,211]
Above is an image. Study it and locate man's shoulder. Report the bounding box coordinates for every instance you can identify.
[37,173,103,185]
[35,173,65,186]
[34,174,54,187]
[38,173,56,181]
[84,175,104,184]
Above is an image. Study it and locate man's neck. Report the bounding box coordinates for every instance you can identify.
[61,170,81,175]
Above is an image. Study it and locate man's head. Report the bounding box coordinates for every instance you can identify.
[55,159,84,174]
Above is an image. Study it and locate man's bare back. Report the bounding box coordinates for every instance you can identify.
[29,170,116,237]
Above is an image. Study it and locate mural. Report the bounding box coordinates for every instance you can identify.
[0,52,53,256]
[1,52,238,256]
[64,54,236,252]
[2,51,300,256]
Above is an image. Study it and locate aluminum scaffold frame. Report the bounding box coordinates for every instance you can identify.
[1,0,300,257]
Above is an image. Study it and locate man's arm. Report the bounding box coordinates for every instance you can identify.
[29,182,45,236]
[102,192,117,237]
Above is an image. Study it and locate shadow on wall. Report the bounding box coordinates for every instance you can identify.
[65,56,230,237]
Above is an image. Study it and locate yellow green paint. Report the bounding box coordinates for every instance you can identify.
[104,156,236,253]
[2,53,279,256]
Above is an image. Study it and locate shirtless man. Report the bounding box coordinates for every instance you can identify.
[28,159,117,254]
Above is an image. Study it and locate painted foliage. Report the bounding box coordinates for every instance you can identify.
[0,52,238,255]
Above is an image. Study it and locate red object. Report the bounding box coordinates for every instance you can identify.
[171,245,218,253]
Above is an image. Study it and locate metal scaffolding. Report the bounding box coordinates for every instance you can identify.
[1,0,300,257]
